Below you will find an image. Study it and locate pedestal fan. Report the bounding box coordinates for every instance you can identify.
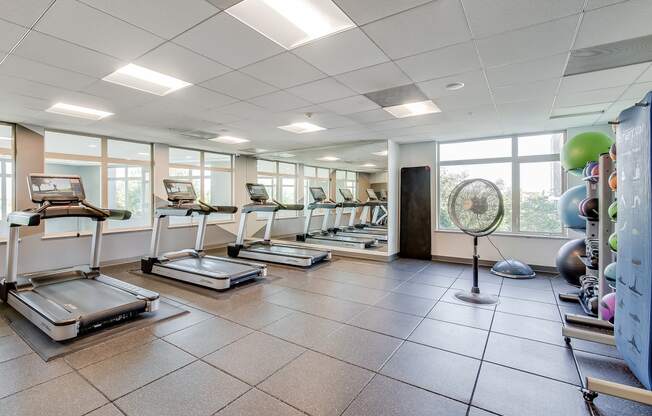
[448,178,504,305]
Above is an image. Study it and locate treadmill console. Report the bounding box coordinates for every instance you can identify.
[366,189,378,200]
[310,187,328,202]
[164,179,197,202]
[246,183,270,202]
[339,188,354,201]
[378,190,387,200]
[28,174,85,203]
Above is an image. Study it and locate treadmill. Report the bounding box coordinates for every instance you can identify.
[332,188,387,242]
[228,183,331,267]
[141,179,266,290]
[356,189,388,231]
[0,174,159,341]
[297,186,377,249]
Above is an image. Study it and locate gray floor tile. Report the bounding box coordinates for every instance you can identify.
[259,351,373,416]
[0,353,72,399]
[216,389,304,416]
[495,297,561,322]
[409,273,456,288]
[218,302,294,330]
[467,407,497,416]
[0,372,107,416]
[380,342,480,403]
[86,404,125,416]
[116,361,249,416]
[150,305,214,338]
[262,312,343,349]
[79,339,195,400]
[492,312,565,346]
[347,306,422,339]
[484,333,580,384]
[427,302,495,330]
[391,282,447,300]
[422,263,464,277]
[472,363,589,416]
[439,291,496,311]
[375,292,436,317]
[301,279,389,305]
[316,325,402,371]
[65,328,157,369]
[204,332,305,385]
[163,317,252,357]
[570,338,622,359]
[0,334,32,363]
[501,276,553,290]
[452,279,502,295]
[409,319,488,359]
[321,271,402,291]
[302,296,368,322]
[0,320,12,338]
[499,285,556,304]
[342,375,467,416]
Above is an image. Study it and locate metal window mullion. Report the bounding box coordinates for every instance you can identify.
[517,154,560,163]
[100,138,108,233]
[439,156,513,166]
[512,136,520,233]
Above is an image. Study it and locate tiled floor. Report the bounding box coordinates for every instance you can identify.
[0,256,650,416]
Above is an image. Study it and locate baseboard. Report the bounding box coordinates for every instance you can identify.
[431,254,558,274]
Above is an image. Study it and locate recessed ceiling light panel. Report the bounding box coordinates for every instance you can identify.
[361,163,376,167]
[318,156,339,161]
[278,122,326,134]
[226,0,355,49]
[383,100,441,118]
[103,63,192,96]
[46,103,113,120]
[372,150,388,156]
[209,135,250,144]
[277,153,296,158]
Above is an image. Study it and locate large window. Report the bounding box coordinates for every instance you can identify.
[335,170,357,202]
[304,165,330,215]
[168,148,233,225]
[257,160,298,218]
[44,131,152,235]
[438,133,563,235]
[0,123,13,239]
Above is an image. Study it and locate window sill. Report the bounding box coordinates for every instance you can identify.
[168,220,235,230]
[434,229,569,240]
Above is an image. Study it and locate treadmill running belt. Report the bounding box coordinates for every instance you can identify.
[166,257,260,278]
[249,244,325,257]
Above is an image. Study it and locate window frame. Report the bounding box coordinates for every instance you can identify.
[256,159,299,219]
[335,169,357,202]
[303,165,330,216]
[436,131,567,237]
[0,122,15,241]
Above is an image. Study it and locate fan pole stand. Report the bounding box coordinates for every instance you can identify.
[455,236,500,305]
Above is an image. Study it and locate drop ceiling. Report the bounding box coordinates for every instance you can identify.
[0,0,650,154]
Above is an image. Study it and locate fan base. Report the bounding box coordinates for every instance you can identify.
[454,291,499,305]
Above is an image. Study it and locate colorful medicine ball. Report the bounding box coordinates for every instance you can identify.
[608,171,617,191]
[609,143,616,161]
[561,132,614,175]
[583,161,599,178]
[600,292,616,323]
[608,201,617,221]
[578,197,599,220]
[604,262,617,285]
[609,232,618,252]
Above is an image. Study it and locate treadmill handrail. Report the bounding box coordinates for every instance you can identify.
[7,199,132,226]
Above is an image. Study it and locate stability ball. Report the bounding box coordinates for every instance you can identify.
[556,238,586,286]
[561,132,614,175]
[608,201,617,221]
[559,185,586,230]
[600,292,616,323]
[604,262,617,285]
[609,232,618,252]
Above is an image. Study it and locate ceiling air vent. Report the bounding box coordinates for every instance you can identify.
[565,34,652,76]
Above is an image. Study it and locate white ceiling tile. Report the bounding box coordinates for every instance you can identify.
[287,78,355,103]
[492,78,560,104]
[545,113,602,130]
[637,64,652,83]
[248,90,311,111]
[216,101,270,119]
[346,108,395,124]
[560,63,649,94]
[335,62,411,94]
[417,70,488,100]
[196,108,242,124]
[174,12,283,68]
[434,89,494,112]
[294,28,388,76]
[463,0,583,38]
[333,0,431,25]
[34,0,163,60]
[79,0,219,39]
[240,53,325,89]
[0,74,68,101]
[0,0,53,27]
[363,0,470,59]
[0,55,96,90]
[575,0,652,49]
[166,86,238,109]
[396,41,481,83]
[485,53,568,87]
[0,19,27,52]
[620,81,652,100]
[201,71,277,99]
[321,95,379,115]
[81,80,159,108]
[476,15,579,67]
[206,0,241,9]
[136,42,230,84]
[551,103,609,115]
[556,86,626,107]
[15,30,123,78]
[584,0,629,10]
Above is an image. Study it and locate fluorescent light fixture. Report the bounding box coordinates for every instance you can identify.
[383,100,441,118]
[227,0,355,49]
[361,163,376,167]
[372,150,388,156]
[549,110,605,120]
[318,156,339,161]
[254,148,268,153]
[277,153,296,158]
[46,103,113,120]
[209,135,250,144]
[103,63,192,96]
[278,122,326,134]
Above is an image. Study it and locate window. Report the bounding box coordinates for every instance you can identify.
[0,123,13,239]
[256,160,298,218]
[44,131,153,235]
[335,170,357,202]
[438,133,564,235]
[168,148,233,225]
[303,166,330,215]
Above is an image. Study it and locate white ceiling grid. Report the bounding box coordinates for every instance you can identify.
[0,0,649,155]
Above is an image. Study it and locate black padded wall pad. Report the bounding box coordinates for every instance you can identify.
[400,166,431,259]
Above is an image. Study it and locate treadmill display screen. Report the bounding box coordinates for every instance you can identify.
[339,188,353,200]
[366,189,378,200]
[310,187,327,201]
[246,183,269,201]
[164,180,197,201]
[29,174,85,202]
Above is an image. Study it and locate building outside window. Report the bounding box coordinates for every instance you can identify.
[0,123,14,239]
[257,160,298,218]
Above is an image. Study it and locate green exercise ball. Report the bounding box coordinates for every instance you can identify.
[608,201,617,222]
[561,132,614,175]
[609,232,618,252]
